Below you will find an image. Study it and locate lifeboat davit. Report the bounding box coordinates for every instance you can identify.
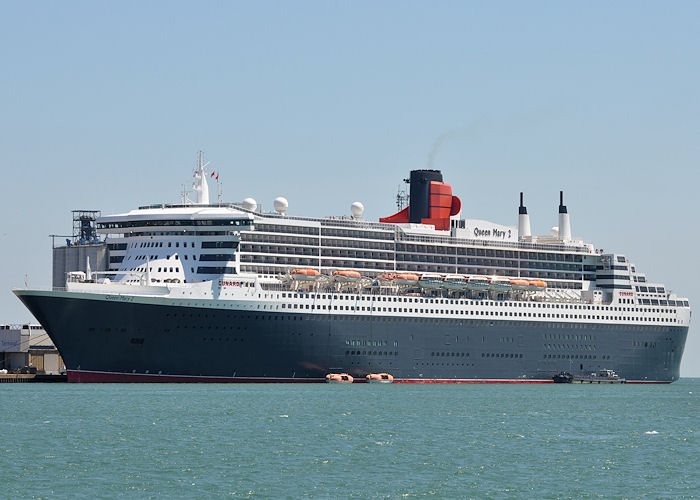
[488,276,512,292]
[326,373,354,383]
[443,274,468,290]
[466,275,489,291]
[528,279,548,291]
[366,373,394,383]
[393,273,419,285]
[418,273,443,289]
[332,270,362,282]
[290,268,321,281]
[509,278,530,291]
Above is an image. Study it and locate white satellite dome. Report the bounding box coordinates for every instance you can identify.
[273,197,289,215]
[350,201,364,218]
[550,226,559,238]
[242,197,257,212]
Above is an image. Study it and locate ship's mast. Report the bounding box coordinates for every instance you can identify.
[193,151,210,205]
[396,178,410,211]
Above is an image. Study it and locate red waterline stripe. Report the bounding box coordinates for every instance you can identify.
[67,371,673,384]
[393,378,553,384]
[68,371,549,384]
[625,380,672,384]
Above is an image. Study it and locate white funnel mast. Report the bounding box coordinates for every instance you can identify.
[193,151,210,205]
[518,192,531,239]
[558,191,572,241]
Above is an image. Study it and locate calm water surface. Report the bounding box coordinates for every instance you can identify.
[1,380,698,499]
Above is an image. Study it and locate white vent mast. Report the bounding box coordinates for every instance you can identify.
[518,192,531,239]
[192,151,210,205]
[558,191,572,242]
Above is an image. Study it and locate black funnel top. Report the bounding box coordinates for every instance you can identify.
[409,170,443,223]
[519,192,528,215]
[559,190,567,214]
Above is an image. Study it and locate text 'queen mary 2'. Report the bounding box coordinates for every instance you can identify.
[15,156,691,383]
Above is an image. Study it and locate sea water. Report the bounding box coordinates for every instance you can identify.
[1,380,698,499]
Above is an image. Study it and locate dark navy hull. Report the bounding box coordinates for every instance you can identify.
[17,292,687,383]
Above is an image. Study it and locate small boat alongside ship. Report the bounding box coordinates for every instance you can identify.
[552,369,626,384]
[552,372,574,383]
[366,373,394,383]
[573,369,626,384]
[326,373,354,383]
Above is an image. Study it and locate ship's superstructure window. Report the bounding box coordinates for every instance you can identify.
[197,267,237,274]
[98,218,251,229]
[202,241,238,249]
[199,254,235,262]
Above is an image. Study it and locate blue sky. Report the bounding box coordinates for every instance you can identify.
[2,1,698,375]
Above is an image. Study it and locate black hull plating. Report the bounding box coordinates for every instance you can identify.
[18,293,687,382]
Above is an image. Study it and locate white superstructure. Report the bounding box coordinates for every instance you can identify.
[91,159,690,317]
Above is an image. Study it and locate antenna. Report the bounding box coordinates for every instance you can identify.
[396,183,409,211]
[180,184,191,204]
[198,150,210,171]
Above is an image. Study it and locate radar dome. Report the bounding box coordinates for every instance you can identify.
[350,201,364,218]
[242,197,257,212]
[273,197,289,215]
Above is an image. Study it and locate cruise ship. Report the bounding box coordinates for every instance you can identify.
[15,155,691,383]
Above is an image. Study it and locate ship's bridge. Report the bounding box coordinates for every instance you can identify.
[96,205,253,284]
[96,205,254,234]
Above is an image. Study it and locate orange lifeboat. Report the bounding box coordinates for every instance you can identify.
[377,273,396,282]
[366,373,394,383]
[528,279,548,290]
[332,270,362,282]
[394,273,419,285]
[325,373,354,383]
[509,278,530,290]
[290,268,321,281]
